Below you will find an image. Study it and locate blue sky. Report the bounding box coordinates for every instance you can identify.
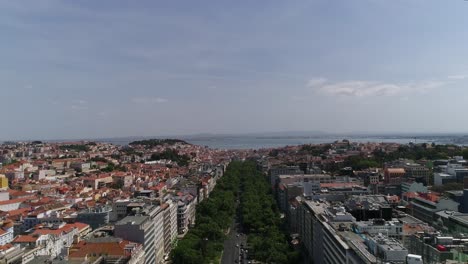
[2,0,468,140]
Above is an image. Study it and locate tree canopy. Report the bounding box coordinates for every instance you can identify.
[239,161,300,264]
[129,138,189,147]
[150,149,190,166]
[171,162,241,264]
[172,161,299,264]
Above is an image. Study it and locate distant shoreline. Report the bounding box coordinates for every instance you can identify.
[3,133,468,150]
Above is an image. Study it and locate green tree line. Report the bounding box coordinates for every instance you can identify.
[171,162,241,264]
[239,161,300,264]
[172,161,300,263]
[129,138,189,147]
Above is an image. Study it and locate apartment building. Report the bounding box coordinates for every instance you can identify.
[269,165,303,188]
[76,205,112,229]
[115,215,156,264]
[176,195,196,235]
[384,168,406,185]
[162,200,178,259]
[298,200,410,264]
[410,196,459,223]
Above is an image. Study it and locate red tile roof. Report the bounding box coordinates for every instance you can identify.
[13,235,39,243]
[0,198,30,206]
[69,240,138,258]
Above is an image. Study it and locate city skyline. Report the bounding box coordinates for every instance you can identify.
[2,0,468,140]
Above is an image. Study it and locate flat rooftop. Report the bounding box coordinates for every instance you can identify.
[339,230,376,264]
[116,215,148,226]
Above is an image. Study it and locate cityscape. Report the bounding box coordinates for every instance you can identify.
[3,1,468,264]
[1,139,468,263]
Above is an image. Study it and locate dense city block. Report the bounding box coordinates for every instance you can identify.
[2,140,468,263]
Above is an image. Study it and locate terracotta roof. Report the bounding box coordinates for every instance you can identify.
[8,190,34,198]
[0,198,29,206]
[0,244,14,251]
[2,220,14,228]
[0,207,31,217]
[13,235,39,243]
[69,222,90,232]
[69,240,138,258]
[403,192,418,199]
[32,224,77,236]
[386,168,406,173]
[160,203,169,210]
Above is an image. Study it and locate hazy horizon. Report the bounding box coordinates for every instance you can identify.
[2,1,468,140]
[4,130,468,143]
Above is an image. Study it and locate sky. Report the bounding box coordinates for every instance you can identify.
[2,0,468,140]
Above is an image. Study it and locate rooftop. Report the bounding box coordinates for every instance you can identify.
[386,168,405,173]
[116,215,148,226]
[69,239,139,259]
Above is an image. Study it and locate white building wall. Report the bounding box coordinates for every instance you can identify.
[0,227,14,245]
[0,192,9,202]
[0,202,22,211]
[154,210,164,264]
[169,201,178,243]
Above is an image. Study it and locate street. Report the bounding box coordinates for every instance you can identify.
[221,216,248,264]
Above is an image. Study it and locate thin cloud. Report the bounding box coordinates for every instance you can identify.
[70,99,88,110]
[448,75,468,80]
[308,78,446,97]
[131,97,168,104]
[74,99,87,105]
[307,78,327,87]
[319,81,401,97]
[97,110,110,118]
[71,105,88,110]
[408,81,446,93]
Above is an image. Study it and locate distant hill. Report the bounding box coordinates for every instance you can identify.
[128,138,189,147]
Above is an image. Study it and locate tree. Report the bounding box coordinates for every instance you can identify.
[150,149,190,166]
[238,161,298,264]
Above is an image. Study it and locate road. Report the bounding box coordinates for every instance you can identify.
[221,215,247,263]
